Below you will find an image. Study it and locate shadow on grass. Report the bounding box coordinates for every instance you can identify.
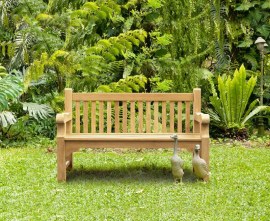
[67,165,197,183]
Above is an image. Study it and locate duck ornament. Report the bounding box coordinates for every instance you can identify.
[170,134,184,183]
[192,144,210,181]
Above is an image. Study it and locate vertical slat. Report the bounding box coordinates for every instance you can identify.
[170,102,175,133]
[83,101,88,133]
[185,101,190,133]
[75,101,80,133]
[138,101,143,133]
[99,101,104,133]
[146,101,151,133]
[193,88,201,133]
[122,101,127,132]
[162,101,167,132]
[154,101,159,133]
[107,102,112,133]
[130,101,135,133]
[65,88,72,134]
[115,101,119,133]
[91,101,96,133]
[177,102,182,133]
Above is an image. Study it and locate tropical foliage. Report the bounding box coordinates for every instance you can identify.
[0,65,53,141]
[208,65,265,136]
[0,0,269,141]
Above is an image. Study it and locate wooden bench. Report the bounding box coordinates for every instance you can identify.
[56,88,210,181]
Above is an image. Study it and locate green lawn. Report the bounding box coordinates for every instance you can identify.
[1,142,270,221]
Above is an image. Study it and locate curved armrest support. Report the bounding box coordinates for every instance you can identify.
[56,112,72,124]
[56,112,72,137]
[194,112,210,124]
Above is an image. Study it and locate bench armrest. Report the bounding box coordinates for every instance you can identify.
[194,112,210,124]
[56,112,72,123]
[56,112,72,137]
[193,112,210,137]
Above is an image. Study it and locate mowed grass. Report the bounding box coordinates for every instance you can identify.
[1,143,270,221]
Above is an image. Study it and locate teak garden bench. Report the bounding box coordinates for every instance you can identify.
[56,88,210,181]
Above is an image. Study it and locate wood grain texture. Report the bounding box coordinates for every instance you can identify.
[73,93,193,101]
[83,101,88,133]
[138,101,143,133]
[185,101,190,133]
[114,102,119,133]
[99,101,104,133]
[146,101,151,133]
[91,101,96,133]
[107,102,112,133]
[177,102,182,133]
[75,101,80,133]
[130,101,135,133]
[162,101,167,132]
[154,101,159,133]
[170,102,175,133]
[122,101,128,133]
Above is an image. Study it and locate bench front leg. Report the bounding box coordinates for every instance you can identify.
[56,112,71,182]
[57,137,66,182]
[194,112,210,166]
[200,116,210,169]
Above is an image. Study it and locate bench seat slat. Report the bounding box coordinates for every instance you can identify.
[64,133,201,141]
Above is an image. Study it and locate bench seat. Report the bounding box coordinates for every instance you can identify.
[64,133,201,141]
[63,133,201,154]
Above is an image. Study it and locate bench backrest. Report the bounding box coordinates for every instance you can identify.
[64,88,201,134]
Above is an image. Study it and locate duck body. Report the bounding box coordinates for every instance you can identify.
[192,144,210,181]
[171,154,184,182]
[170,134,184,182]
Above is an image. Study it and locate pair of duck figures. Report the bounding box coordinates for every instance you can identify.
[170,134,210,182]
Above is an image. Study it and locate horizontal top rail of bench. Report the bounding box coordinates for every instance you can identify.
[71,92,194,102]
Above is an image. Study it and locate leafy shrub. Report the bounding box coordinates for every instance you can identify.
[208,64,265,137]
[0,67,54,141]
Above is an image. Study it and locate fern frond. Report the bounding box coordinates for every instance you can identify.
[243,54,258,71]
